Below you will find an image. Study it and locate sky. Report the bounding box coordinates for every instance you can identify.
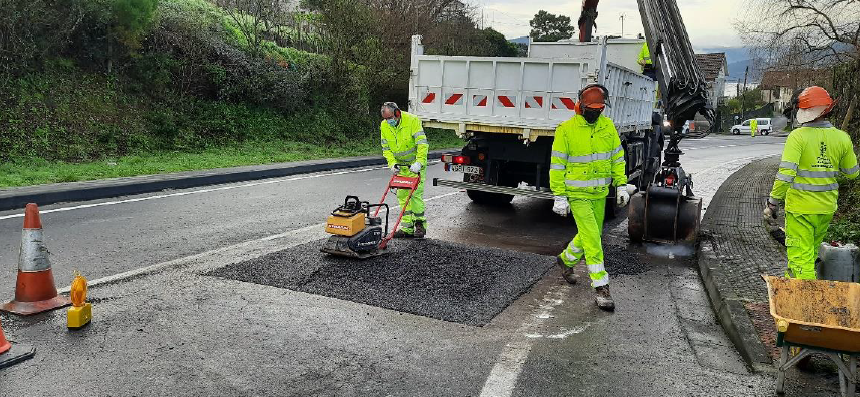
[471,0,746,51]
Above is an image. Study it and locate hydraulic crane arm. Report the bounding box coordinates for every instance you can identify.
[637,0,714,133]
[577,0,715,134]
[578,0,600,42]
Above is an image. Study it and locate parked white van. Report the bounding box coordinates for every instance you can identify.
[731,118,772,135]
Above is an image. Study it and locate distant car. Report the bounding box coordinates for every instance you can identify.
[731,118,771,135]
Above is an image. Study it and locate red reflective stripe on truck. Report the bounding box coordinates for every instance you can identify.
[552,97,576,110]
[445,93,464,105]
[422,93,436,103]
[497,96,516,108]
[525,96,544,109]
[473,95,488,107]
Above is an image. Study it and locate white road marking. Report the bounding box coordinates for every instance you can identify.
[0,162,442,221]
[56,190,461,292]
[478,287,567,397]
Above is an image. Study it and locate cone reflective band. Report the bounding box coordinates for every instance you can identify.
[1,203,71,315]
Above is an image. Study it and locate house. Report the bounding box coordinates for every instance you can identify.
[759,70,827,113]
[694,53,729,109]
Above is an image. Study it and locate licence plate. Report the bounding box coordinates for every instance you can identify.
[450,164,482,174]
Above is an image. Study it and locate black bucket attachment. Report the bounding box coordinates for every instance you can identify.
[628,186,701,244]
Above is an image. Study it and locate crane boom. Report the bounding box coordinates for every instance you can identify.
[637,0,714,132]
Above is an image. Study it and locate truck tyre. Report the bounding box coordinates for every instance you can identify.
[732,129,740,135]
[466,189,514,205]
[465,173,516,205]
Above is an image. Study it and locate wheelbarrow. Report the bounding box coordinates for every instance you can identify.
[763,275,860,396]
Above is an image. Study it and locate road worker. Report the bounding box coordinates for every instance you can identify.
[765,86,859,280]
[550,84,635,311]
[751,118,758,137]
[638,41,655,80]
[380,102,429,238]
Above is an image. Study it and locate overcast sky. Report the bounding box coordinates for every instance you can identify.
[471,0,745,50]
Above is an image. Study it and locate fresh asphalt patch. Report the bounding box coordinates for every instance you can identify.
[208,239,554,326]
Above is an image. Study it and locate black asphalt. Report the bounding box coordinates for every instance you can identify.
[210,239,554,326]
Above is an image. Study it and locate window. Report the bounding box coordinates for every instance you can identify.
[759,119,769,125]
[742,120,750,126]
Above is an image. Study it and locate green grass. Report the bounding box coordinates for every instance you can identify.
[827,177,860,244]
[0,130,464,188]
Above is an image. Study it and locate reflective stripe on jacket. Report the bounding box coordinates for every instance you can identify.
[380,111,429,167]
[770,121,859,214]
[550,114,627,199]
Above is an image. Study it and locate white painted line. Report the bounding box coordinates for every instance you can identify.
[57,190,461,292]
[0,162,442,221]
[478,287,567,397]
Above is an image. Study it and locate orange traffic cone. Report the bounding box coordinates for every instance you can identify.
[1,203,71,315]
[0,317,35,369]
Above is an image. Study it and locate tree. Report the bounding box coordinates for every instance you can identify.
[480,28,518,57]
[216,0,290,55]
[725,87,766,114]
[529,10,573,42]
[738,0,860,133]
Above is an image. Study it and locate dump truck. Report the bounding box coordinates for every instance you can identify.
[410,35,664,214]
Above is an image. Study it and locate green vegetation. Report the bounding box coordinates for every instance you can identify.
[829,178,860,244]
[529,10,574,43]
[0,0,509,187]
[0,129,462,187]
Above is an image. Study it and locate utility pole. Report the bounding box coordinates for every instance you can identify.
[741,66,749,120]
[619,13,626,37]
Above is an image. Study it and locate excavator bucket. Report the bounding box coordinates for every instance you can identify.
[628,187,701,244]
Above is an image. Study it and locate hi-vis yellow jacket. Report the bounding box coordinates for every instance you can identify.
[550,114,627,199]
[380,111,429,168]
[770,121,859,214]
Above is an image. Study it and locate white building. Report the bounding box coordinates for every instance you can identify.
[694,53,728,108]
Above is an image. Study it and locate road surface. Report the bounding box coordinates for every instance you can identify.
[1,134,839,396]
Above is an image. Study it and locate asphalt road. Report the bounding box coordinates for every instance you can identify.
[2,134,839,396]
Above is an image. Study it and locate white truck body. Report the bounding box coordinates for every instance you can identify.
[408,35,656,139]
[527,38,647,73]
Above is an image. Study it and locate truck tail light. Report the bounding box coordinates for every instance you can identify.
[453,155,470,165]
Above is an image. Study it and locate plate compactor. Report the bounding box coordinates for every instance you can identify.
[321,168,421,258]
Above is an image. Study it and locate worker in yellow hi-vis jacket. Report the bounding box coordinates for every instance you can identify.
[765,87,859,279]
[550,84,636,312]
[380,102,429,239]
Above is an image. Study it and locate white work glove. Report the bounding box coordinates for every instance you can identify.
[764,198,779,220]
[616,185,632,207]
[409,161,422,173]
[390,165,400,175]
[552,196,570,217]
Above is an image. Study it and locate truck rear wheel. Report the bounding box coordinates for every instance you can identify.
[466,189,514,205]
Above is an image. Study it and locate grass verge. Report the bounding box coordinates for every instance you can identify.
[828,178,860,244]
[0,129,465,188]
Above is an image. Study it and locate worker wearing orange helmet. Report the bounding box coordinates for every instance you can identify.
[550,84,635,311]
[765,86,859,279]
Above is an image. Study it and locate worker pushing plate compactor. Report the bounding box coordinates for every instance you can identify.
[321,165,422,258]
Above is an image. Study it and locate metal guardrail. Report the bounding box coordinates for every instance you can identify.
[433,178,555,200]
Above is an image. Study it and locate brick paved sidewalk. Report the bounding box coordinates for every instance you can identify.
[697,156,787,370]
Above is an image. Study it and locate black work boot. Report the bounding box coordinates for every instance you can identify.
[595,285,615,312]
[556,257,577,285]
[413,221,426,239]
[392,229,414,239]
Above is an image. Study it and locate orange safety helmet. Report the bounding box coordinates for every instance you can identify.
[795,86,836,123]
[575,84,611,114]
[797,86,834,109]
